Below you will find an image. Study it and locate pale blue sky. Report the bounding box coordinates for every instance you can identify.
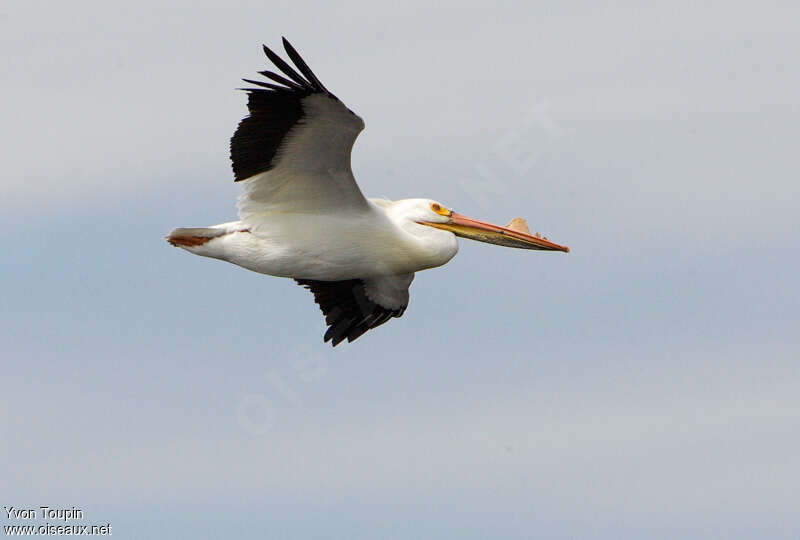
[2,1,799,538]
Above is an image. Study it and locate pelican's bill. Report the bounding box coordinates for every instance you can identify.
[421,213,570,252]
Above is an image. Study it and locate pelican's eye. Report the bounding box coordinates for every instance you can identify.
[430,203,450,216]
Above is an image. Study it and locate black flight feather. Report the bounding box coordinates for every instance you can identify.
[257,70,307,92]
[261,44,312,89]
[240,79,288,92]
[295,279,407,346]
[282,37,329,94]
[230,91,304,181]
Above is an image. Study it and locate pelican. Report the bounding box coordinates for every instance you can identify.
[167,38,569,346]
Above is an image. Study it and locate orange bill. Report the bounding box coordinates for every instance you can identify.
[421,212,569,252]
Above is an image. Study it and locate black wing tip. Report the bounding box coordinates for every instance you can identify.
[281,37,330,95]
[296,279,403,347]
[251,38,332,96]
[323,322,368,347]
[240,78,292,92]
[259,70,309,92]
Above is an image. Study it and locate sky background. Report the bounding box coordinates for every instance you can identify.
[2,1,799,538]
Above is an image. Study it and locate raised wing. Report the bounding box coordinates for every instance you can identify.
[231,38,368,219]
[296,274,414,346]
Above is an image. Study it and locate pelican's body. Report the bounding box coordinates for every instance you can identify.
[178,199,458,281]
[168,39,568,345]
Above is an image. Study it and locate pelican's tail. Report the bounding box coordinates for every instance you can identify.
[166,221,247,249]
[166,227,227,248]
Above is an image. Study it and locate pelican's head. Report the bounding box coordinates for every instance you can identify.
[413,199,570,252]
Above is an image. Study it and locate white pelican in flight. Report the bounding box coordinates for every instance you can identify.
[167,38,569,346]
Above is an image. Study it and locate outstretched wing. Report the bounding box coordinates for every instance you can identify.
[296,274,414,346]
[231,38,368,220]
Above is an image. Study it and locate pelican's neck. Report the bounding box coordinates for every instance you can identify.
[375,199,459,271]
